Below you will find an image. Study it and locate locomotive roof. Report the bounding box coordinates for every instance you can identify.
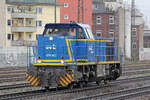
[45,23,87,28]
[45,23,94,39]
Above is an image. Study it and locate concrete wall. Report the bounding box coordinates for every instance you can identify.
[139,48,150,60]
[0,47,27,68]
[0,0,6,46]
[118,7,125,56]
[125,9,131,58]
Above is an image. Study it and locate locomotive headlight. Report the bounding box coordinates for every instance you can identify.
[49,37,53,41]
[61,60,64,64]
[61,56,64,64]
[37,60,42,63]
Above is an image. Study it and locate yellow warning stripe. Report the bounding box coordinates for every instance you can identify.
[32,76,39,85]
[60,80,65,86]
[72,70,74,78]
[29,75,36,83]
[71,73,74,79]
[27,75,31,81]
[25,73,28,77]
[64,75,71,83]
[34,80,39,86]
[60,77,68,85]
[26,69,29,72]
[66,73,73,81]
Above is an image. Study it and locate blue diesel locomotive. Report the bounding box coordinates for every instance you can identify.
[26,23,122,88]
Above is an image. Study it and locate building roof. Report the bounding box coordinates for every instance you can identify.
[6,0,59,5]
[45,23,86,29]
[93,0,117,2]
[93,2,114,14]
[93,2,106,13]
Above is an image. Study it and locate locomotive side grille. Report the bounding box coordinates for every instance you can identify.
[59,71,74,87]
[25,72,40,87]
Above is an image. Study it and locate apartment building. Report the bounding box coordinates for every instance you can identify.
[92,2,116,38]
[0,0,60,46]
[92,2,120,48]
[139,27,150,60]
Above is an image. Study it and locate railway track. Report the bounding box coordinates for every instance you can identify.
[0,83,31,90]
[76,85,150,100]
[110,88,150,100]
[0,65,149,83]
[0,69,149,91]
[0,73,149,91]
[1,75,150,100]
[123,69,150,76]
[0,65,150,99]
[0,76,26,83]
[1,67,150,84]
[123,65,150,71]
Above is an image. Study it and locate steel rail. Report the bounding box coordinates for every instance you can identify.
[0,77,26,83]
[110,90,150,100]
[122,69,150,76]
[0,83,31,90]
[75,85,150,100]
[1,75,150,100]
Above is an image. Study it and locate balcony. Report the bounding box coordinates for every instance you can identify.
[11,26,37,32]
[11,13,37,18]
[11,40,37,46]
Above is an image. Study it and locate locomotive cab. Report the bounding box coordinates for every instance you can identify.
[26,23,122,88]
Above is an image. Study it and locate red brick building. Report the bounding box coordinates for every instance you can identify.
[92,2,116,39]
[58,0,92,27]
[92,13,116,37]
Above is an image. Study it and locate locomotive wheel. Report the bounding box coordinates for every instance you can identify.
[79,82,84,88]
[68,83,74,89]
[45,86,50,90]
[96,81,101,86]
[104,80,108,85]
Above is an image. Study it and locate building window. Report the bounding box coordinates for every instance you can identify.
[28,20,32,25]
[7,34,14,40]
[95,4,98,9]
[132,28,136,36]
[28,6,32,12]
[29,34,32,39]
[132,40,137,49]
[36,21,42,26]
[8,6,14,13]
[12,20,14,24]
[18,6,25,13]
[36,7,42,14]
[132,43,137,49]
[109,30,114,38]
[18,20,24,24]
[64,15,69,19]
[64,3,69,7]
[109,16,114,25]
[97,16,101,25]
[96,30,102,37]
[18,33,22,38]
[8,20,11,26]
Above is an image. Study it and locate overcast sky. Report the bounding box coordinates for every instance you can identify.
[124,0,150,26]
[136,0,150,26]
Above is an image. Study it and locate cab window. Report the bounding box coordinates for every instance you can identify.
[78,28,85,39]
[44,27,76,37]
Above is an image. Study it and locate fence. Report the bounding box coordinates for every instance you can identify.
[0,47,27,68]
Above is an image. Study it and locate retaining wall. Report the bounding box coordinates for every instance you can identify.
[0,47,27,68]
